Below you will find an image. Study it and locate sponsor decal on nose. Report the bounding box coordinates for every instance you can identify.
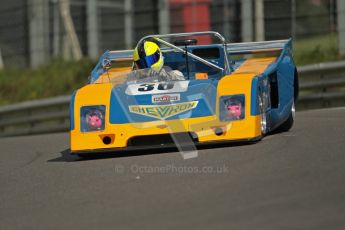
[129,101,198,119]
[152,93,180,103]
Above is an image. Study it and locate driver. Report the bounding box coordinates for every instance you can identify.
[127,40,184,82]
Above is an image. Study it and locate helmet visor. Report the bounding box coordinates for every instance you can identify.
[135,50,160,69]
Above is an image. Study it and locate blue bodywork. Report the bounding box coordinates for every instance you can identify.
[70,91,77,130]
[109,80,218,124]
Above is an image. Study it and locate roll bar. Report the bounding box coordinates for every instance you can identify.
[137,31,231,74]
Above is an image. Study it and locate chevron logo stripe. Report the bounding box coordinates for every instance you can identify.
[128,101,198,120]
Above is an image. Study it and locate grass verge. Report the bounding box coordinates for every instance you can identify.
[0,59,94,106]
[293,34,344,65]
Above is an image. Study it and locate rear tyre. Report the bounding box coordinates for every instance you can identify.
[277,100,295,132]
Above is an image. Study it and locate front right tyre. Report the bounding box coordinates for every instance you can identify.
[259,95,267,135]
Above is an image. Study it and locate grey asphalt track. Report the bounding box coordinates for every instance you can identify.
[1,108,345,230]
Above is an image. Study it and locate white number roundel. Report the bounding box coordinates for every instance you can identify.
[125,81,190,95]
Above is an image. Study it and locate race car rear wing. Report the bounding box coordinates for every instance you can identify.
[106,39,291,60]
[108,50,133,61]
[227,39,291,55]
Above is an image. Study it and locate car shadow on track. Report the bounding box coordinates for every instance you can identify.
[48,147,179,162]
[48,140,258,163]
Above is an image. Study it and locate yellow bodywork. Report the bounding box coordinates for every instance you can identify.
[70,57,276,152]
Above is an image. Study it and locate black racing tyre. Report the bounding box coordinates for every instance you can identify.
[276,101,295,132]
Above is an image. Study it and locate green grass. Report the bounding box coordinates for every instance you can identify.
[293,34,344,66]
[0,59,94,106]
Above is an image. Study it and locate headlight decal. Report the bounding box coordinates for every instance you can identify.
[80,105,106,132]
[219,95,245,121]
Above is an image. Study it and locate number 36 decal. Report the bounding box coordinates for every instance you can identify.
[125,81,190,95]
[138,83,175,92]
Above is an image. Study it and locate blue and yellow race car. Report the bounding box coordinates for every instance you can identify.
[70,31,298,154]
